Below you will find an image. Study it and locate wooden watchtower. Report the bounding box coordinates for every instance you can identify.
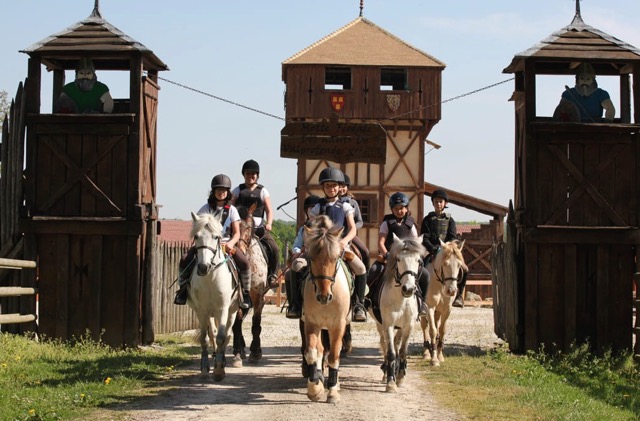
[498,3,640,353]
[280,15,445,254]
[18,3,168,346]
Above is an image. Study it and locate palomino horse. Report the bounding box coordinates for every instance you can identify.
[370,234,426,392]
[302,215,350,403]
[187,211,238,381]
[420,239,466,366]
[231,204,270,366]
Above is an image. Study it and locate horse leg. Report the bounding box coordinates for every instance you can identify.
[437,309,451,363]
[231,311,245,368]
[396,324,413,387]
[249,294,265,363]
[304,328,324,402]
[375,321,388,383]
[199,327,210,375]
[427,309,439,366]
[384,325,398,393]
[420,315,431,360]
[325,324,345,403]
[248,312,263,362]
[299,320,308,378]
[213,313,230,381]
[341,324,352,357]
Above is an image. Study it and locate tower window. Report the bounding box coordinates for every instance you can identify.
[381,68,407,91]
[325,67,351,90]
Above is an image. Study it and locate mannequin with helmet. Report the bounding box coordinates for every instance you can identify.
[231,159,280,286]
[55,57,114,114]
[339,174,370,270]
[284,194,321,319]
[554,62,615,123]
[420,189,467,308]
[367,192,431,315]
[174,174,252,309]
[308,167,368,322]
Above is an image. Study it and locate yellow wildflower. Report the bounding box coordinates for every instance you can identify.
[28,409,36,416]
[104,377,112,385]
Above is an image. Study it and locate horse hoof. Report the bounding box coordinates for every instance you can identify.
[230,355,243,368]
[326,388,340,403]
[213,368,225,381]
[422,351,431,361]
[385,382,398,393]
[307,381,324,402]
[381,374,387,383]
[430,360,440,367]
[397,377,405,387]
[248,351,262,363]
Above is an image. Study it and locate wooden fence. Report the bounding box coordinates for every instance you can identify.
[0,257,37,328]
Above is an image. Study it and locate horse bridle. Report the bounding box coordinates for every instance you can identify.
[196,237,228,271]
[394,257,423,287]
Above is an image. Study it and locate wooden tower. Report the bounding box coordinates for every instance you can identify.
[280,16,445,255]
[18,3,168,346]
[498,3,640,353]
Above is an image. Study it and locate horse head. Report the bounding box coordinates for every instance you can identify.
[191,211,223,276]
[432,239,466,297]
[236,203,257,253]
[304,215,343,304]
[387,234,427,298]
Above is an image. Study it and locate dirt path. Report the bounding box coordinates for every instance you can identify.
[106,304,499,421]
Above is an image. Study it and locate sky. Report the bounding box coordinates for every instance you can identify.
[2,0,639,223]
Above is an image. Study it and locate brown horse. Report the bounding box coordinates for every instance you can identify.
[231,204,270,365]
[302,215,351,403]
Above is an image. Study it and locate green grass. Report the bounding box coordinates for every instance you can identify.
[420,343,639,420]
[0,331,189,421]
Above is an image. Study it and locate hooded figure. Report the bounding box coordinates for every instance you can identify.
[55,58,114,114]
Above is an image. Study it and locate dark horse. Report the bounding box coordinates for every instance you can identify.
[230,204,270,366]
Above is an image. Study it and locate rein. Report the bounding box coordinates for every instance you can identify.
[394,261,422,287]
[197,237,229,272]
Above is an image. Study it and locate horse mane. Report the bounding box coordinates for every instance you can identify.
[304,215,341,262]
[191,212,223,238]
[437,240,466,268]
[383,236,426,284]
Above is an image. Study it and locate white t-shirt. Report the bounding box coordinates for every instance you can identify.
[197,203,240,241]
[231,185,270,227]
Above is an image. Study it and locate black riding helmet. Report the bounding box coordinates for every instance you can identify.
[303,195,321,209]
[241,159,260,175]
[211,174,232,190]
[431,189,449,202]
[389,192,410,209]
[343,174,351,187]
[318,167,345,184]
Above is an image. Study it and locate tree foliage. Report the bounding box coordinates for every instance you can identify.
[272,219,297,262]
[0,90,9,123]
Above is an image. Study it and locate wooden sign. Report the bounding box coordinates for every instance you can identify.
[280,116,387,164]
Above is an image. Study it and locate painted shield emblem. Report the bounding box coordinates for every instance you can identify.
[330,94,345,112]
[386,94,401,112]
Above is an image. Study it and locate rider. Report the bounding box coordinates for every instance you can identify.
[55,57,114,114]
[308,167,368,322]
[339,174,370,271]
[420,189,468,308]
[285,194,321,319]
[231,159,280,287]
[174,174,252,309]
[369,192,431,315]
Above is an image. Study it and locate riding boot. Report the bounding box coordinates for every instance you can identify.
[239,271,252,310]
[453,270,467,308]
[353,274,367,322]
[418,267,430,316]
[286,270,302,319]
[173,270,192,305]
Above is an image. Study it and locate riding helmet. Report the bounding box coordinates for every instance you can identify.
[318,167,345,184]
[211,174,232,190]
[303,194,321,209]
[389,192,410,209]
[241,159,260,175]
[343,174,351,187]
[432,189,449,202]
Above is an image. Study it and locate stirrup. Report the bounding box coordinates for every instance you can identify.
[286,306,301,319]
[173,288,188,305]
[452,295,464,308]
[353,304,367,322]
[239,290,252,310]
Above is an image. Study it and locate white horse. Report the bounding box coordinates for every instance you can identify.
[187,211,239,381]
[420,240,466,366]
[370,234,427,392]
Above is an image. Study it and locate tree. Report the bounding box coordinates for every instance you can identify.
[272,219,297,263]
[0,90,9,123]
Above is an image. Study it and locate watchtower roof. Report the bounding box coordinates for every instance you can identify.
[282,17,444,78]
[21,3,168,72]
[504,7,640,74]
